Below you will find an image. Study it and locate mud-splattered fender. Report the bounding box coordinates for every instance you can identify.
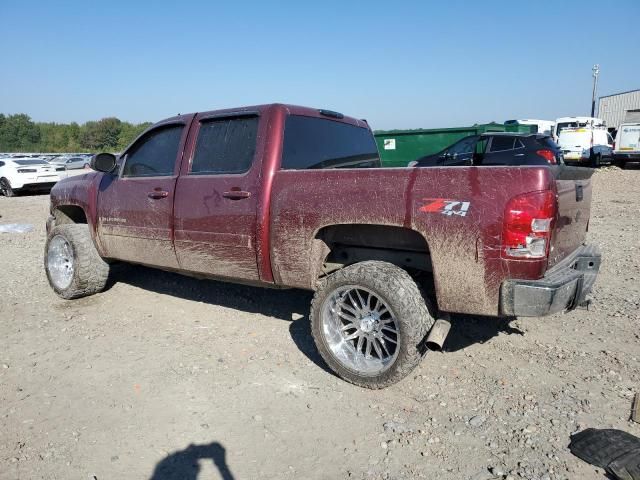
[49,171,106,255]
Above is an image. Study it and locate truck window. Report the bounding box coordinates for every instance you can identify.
[190,116,259,175]
[122,125,183,177]
[282,115,380,169]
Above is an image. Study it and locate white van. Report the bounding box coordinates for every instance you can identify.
[553,117,605,142]
[614,123,640,167]
[504,119,555,136]
[557,125,613,167]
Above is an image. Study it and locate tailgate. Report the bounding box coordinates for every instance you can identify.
[548,166,594,268]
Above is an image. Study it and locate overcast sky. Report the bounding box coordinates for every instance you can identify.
[1,0,638,130]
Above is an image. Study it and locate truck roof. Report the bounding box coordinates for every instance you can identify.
[555,116,604,124]
[155,104,369,129]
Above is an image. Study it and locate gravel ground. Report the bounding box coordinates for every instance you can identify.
[1,167,639,480]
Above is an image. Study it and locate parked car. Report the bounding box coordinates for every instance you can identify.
[553,116,605,142]
[0,157,60,196]
[409,133,564,167]
[613,123,640,168]
[44,104,601,389]
[557,126,613,167]
[48,155,90,170]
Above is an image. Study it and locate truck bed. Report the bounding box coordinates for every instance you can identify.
[270,165,591,316]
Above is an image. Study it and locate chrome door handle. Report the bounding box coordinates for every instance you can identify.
[148,190,169,199]
[222,190,251,200]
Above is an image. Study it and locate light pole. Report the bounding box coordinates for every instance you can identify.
[591,64,600,117]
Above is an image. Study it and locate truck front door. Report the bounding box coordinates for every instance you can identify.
[96,118,193,268]
[173,112,264,282]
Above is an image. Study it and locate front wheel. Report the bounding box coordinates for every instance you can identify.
[45,224,110,299]
[0,178,16,197]
[590,153,601,168]
[310,261,433,389]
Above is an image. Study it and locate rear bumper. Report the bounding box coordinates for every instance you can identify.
[500,244,601,317]
[21,181,57,191]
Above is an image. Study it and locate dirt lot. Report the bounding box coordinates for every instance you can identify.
[1,167,639,480]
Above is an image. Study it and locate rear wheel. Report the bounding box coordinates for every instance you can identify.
[310,261,433,389]
[0,178,16,197]
[45,224,110,299]
[590,153,601,168]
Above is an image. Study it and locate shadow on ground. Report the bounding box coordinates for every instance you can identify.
[108,264,524,365]
[443,314,524,352]
[149,442,234,480]
[108,263,312,322]
[108,264,332,373]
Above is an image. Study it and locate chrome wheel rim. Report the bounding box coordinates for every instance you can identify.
[321,285,400,376]
[47,235,74,290]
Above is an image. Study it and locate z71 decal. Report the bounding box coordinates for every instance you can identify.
[419,198,471,217]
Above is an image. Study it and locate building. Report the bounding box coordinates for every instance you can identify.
[598,89,640,129]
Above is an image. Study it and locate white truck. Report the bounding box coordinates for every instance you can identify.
[553,117,605,142]
[557,125,614,167]
[613,123,640,168]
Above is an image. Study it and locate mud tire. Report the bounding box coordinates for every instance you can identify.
[44,224,109,299]
[310,261,433,389]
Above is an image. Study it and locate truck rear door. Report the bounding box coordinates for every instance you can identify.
[173,111,264,281]
[547,166,594,268]
[618,124,640,152]
[558,129,590,161]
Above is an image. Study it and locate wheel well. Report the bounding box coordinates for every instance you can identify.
[314,224,432,279]
[54,205,87,225]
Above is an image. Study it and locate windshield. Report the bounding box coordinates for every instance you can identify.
[556,122,586,135]
[14,160,47,166]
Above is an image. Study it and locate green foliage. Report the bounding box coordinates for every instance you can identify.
[0,114,152,153]
[0,114,42,151]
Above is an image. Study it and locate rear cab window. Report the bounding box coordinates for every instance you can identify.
[281,115,380,169]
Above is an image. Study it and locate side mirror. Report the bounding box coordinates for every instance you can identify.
[90,153,117,173]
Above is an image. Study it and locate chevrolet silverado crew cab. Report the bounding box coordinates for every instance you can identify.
[44,104,601,389]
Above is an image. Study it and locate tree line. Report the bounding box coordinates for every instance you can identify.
[0,113,152,153]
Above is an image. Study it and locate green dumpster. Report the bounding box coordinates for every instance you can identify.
[374,123,534,167]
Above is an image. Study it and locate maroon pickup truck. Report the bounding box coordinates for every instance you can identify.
[44,104,601,388]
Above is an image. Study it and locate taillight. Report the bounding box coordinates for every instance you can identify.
[536,149,556,164]
[502,190,556,259]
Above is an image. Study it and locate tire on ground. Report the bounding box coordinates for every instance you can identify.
[44,223,110,299]
[0,178,16,197]
[310,260,434,389]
